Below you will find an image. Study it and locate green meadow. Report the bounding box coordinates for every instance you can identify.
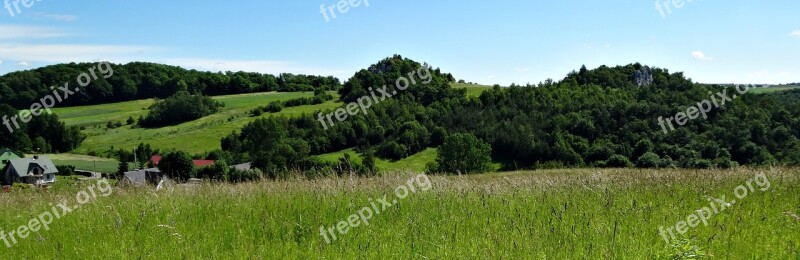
[450,82,494,97]
[52,92,342,155]
[0,168,797,258]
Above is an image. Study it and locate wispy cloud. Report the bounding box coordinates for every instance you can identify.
[16,61,30,67]
[514,67,530,73]
[0,44,162,63]
[40,14,78,22]
[0,25,72,39]
[790,30,800,38]
[691,51,713,61]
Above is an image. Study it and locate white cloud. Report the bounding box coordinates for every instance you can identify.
[162,58,354,80]
[790,30,800,38]
[0,25,71,39]
[514,67,530,73]
[16,61,30,67]
[0,44,161,63]
[41,14,78,22]
[691,51,713,61]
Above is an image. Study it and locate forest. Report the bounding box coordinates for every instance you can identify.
[0,62,341,108]
[221,55,800,175]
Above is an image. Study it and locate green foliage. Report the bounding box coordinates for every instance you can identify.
[605,154,634,168]
[0,104,84,153]
[116,149,132,174]
[250,91,332,116]
[158,151,195,180]
[0,62,341,107]
[139,91,224,127]
[55,165,76,176]
[636,152,661,168]
[663,237,709,259]
[435,133,492,174]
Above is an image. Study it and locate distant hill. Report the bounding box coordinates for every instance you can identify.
[0,62,341,108]
[220,56,800,175]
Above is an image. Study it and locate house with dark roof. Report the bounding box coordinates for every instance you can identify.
[0,148,23,163]
[2,155,58,185]
[119,168,163,187]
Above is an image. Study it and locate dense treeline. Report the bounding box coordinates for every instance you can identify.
[0,62,341,108]
[221,55,800,176]
[0,104,84,153]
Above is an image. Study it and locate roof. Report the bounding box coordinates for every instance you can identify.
[5,156,58,177]
[122,168,161,186]
[230,162,252,171]
[0,148,23,162]
[150,155,215,168]
[193,160,215,168]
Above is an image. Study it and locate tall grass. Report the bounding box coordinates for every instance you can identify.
[0,168,797,258]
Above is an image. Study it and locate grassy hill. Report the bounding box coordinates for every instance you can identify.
[52,92,342,155]
[44,153,120,173]
[749,84,800,94]
[450,82,494,97]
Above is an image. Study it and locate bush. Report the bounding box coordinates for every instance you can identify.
[636,152,661,168]
[55,165,76,176]
[265,102,284,113]
[605,154,633,168]
[158,151,195,181]
[376,141,408,160]
[659,156,675,168]
[694,159,713,169]
[435,133,492,174]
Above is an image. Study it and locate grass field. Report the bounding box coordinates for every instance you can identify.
[52,92,343,155]
[315,147,503,173]
[749,85,800,94]
[0,168,797,258]
[450,83,495,97]
[43,153,120,173]
[315,148,439,172]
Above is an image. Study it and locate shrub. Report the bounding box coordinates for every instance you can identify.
[694,159,713,169]
[435,133,492,174]
[605,154,633,168]
[376,141,408,160]
[636,152,661,168]
[55,165,76,176]
[158,151,195,181]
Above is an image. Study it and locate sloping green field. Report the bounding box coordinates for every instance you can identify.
[52,92,342,155]
[450,83,494,97]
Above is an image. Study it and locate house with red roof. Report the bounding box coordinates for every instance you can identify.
[150,155,215,168]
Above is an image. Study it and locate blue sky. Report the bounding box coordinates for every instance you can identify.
[0,0,798,85]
